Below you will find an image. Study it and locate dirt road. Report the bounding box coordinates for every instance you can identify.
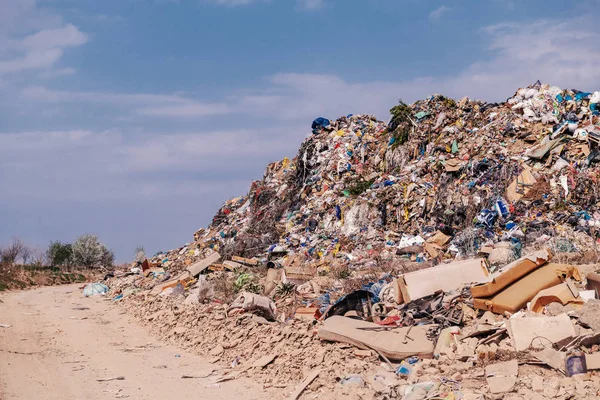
[0,284,267,399]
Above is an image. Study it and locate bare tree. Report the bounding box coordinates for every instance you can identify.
[0,238,26,266]
[20,245,33,265]
[32,248,48,267]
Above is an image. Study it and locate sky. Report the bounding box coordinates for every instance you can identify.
[1,0,600,262]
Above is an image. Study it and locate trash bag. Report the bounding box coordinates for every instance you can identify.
[83,283,109,297]
[228,292,277,320]
[311,117,330,134]
[322,290,376,320]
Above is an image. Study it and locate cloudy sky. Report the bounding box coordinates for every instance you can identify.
[1,0,600,262]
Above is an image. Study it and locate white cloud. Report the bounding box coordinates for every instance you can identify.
[92,14,126,23]
[0,2,87,76]
[135,103,230,117]
[0,48,63,74]
[0,126,298,202]
[0,0,63,36]
[429,5,450,22]
[204,0,260,6]
[21,86,232,118]
[38,67,76,79]
[4,10,600,260]
[297,0,324,10]
[20,24,87,50]
[235,16,600,122]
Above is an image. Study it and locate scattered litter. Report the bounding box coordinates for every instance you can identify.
[83,283,109,297]
[97,376,125,382]
[103,81,600,399]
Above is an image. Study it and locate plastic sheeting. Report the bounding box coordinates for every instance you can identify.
[83,282,109,297]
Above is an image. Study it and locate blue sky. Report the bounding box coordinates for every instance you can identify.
[1,0,600,262]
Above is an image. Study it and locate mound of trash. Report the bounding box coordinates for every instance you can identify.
[106,82,600,399]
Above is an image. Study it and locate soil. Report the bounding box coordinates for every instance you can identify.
[0,284,269,400]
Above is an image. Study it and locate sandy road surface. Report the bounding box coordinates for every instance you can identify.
[0,284,267,399]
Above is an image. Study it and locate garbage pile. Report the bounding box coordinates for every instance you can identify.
[104,82,600,399]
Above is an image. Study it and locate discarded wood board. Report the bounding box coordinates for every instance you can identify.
[507,313,576,351]
[284,266,316,285]
[397,258,489,303]
[318,316,435,361]
[208,263,235,272]
[294,307,318,321]
[149,271,192,296]
[187,252,221,277]
[231,256,259,266]
[223,260,243,270]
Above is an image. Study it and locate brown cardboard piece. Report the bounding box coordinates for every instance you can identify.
[445,158,464,172]
[506,165,537,202]
[187,252,221,277]
[398,258,489,303]
[529,281,583,313]
[317,316,435,361]
[471,248,552,298]
[507,313,576,351]
[426,231,451,246]
[472,263,578,314]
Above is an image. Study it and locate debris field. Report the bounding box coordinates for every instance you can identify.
[102,83,600,399]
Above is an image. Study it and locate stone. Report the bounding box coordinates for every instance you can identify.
[451,372,463,381]
[486,360,518,394]
[209,344,224,356]
[531,376,544,392]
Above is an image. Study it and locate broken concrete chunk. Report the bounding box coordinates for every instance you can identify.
[227,292,277,320]
[485,359,518,394]
[534,347,566,372]
[507,313,576,351]
[585,353,600,370]
[576,299,600,331]
[317,316,435,361]
[209,344,224,356]
[252,353,277,368]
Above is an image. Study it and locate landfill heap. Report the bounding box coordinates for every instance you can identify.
[103,83,600,399]
[191,82,600,270]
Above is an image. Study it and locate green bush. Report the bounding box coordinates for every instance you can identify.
[47,241,73,267]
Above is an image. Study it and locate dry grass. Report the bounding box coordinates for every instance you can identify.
[0,264,92,292]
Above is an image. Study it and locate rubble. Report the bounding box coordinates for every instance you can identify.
[105,83,600,399]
